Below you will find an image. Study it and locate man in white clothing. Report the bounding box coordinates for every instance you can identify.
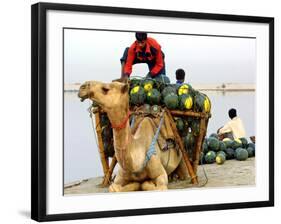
[218,108,246,140]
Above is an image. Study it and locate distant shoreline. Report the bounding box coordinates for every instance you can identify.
[64,83,255,92]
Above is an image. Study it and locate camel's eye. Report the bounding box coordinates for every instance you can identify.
[102,86,109,95]
[80,84,86,89]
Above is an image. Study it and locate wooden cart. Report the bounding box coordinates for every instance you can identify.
[90,106,211,187]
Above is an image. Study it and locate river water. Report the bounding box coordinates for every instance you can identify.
[64,91,255,184]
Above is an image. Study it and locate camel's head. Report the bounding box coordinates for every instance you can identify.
[78,80,129,112]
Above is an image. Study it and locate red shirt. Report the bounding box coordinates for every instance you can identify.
[124,37,164,77]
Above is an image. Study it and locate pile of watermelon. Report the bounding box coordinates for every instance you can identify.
[129,77,212,161]
[129,77,211,113]
[200,133,255,165]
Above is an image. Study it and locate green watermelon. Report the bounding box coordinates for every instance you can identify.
[208,137,220,151]
[178,84,193,96]
[179,94,193,110]
[193,92,211,113]
[246,147,255,157]
[129,78,141,88]
[223,139,233,148]
[235,147,248,161]
[205,151,216,164]
[146,88,161,105]
[191,119,200,136]
[176,118,185,132]
[184,132,195,150]
[202,141,209,154]
[216,154,226,165]
[225,148,235,160]
[219,141,226,151]
[161,85,177,99]
[231,139,243,149]
[209,133,218,139]
[217,150,226,158]
[239,137,248,148]
[142,104,151,113]
[130,86,146,105]
[247,142,255,150]
[142,80,154,92]
[154,75,170,90]
[100,114,110,126]
[164,93,179,109]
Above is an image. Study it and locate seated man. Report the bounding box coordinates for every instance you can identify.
[218,108,246,140]
[120,32,166,80]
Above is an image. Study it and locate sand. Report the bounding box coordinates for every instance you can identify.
[64,157,255,195]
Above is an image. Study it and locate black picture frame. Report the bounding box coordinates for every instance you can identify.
[31,2,274,222]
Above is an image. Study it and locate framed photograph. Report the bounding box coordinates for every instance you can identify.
[31,2,274,222]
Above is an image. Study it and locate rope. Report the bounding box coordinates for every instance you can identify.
[197,155,209,187]
[143,110,165,166]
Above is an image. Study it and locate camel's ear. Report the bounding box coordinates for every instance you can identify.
[121,83,129,94]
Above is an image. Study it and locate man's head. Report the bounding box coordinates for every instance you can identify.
[135,32,147,48]
[228,108,237,119]
[176,69,185,82]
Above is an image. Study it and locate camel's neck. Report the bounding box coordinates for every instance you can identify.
[106,107,133,170]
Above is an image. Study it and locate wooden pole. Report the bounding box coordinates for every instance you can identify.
[193,118,207,174]
[92,109,109,176]
[166,110,198,184]
[170,110,210,118]
[102,155,117,186]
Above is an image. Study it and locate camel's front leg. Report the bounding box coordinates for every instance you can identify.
[141,173,168,191]
[109,170,141,192]
[109,182,141,192]
[141,156,168,191]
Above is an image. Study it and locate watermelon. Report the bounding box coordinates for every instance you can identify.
[209,133,218,139]
[239,137,248,148]
[207,137,220,151]
[130,86,146,105]
[223,138,233,148]
[232,138,243,149]
[129,78,141,88]
[246,147,255,157]
[178,84,193,96]
[153,75,171,90]
[176,118,185,132]
[164,93,179,109]
[217,150,226,158]
[235,147,248,161]
[151,105,161,114]
[100,114,110,126]
[191,119,200,136]
[179,94,193,110]
[202,141,209,154]
[216,154,226,165]
[142,104,151,114]
[162,85,177,99]
[184,132,195,150]
[142,80,154,92]
[205,151,216,164]
[219,141,226,151]
[225,148,235,160]
[146,88,161,105]
[247,142,255,150]
[193,92,211,113]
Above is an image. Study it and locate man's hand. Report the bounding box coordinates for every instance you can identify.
[112,74,128,83]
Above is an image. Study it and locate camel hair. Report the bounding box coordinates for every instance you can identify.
[78,80,188,192]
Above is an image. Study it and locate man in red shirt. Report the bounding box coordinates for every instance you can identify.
[120,32,166,80]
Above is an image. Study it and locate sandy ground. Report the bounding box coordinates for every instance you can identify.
[64,157,255,195]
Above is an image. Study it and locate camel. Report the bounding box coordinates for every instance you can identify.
[78,80,187,192]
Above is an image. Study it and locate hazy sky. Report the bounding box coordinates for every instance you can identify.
[64,29,256,84]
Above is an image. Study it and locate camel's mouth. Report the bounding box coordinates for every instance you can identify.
[77,91,89,102]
